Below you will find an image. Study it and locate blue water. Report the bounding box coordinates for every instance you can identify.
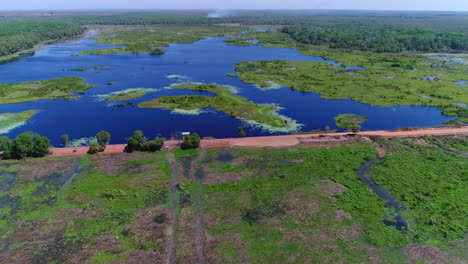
[456,81,468,86]
[0,36,456,145]
[358,158,409,231]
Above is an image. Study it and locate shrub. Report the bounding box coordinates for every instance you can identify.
[31,136,50,157]
[181,133,200,150]
[87,141,101,155]
[125,138,140,153]
[238,127,246,137]
[143,137,165,152]
[0,136,13,159]
[12,133,33,159]
[125,130,164,152]
[96,131,111,146]
[61,134,69,147]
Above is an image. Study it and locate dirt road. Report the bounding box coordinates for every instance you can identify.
[165,151,179,264]
[49,126,467,157]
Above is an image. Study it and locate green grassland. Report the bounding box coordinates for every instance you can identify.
[371,138,467,244]
[138,83,298,131]
[78,25,255,55]
[0,152,172,263]
[0,110,38,134]
[0,137,466,263]
[0,77,96,104]
[195,138,466,263]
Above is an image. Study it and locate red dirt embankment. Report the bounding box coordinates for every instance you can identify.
[49,126,468,157]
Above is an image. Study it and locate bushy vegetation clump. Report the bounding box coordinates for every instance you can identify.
[0,132,50,159]
[125,130,165,152]
[87,131,111,154]
[180,133,200,150]
[335,114,368,133]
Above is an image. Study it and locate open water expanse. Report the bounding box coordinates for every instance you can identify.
[0,35,456,145]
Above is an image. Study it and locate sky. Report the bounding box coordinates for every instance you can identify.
[1,0,468,12]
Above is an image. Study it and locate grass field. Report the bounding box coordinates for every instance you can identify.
[138,83,299,132]
[0,77,96,104]
[0,152,172,263]
[0,136,466,263]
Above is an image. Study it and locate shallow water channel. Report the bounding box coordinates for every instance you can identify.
[357,158,410,231]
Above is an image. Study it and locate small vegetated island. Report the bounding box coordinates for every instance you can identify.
[138,83,298,131]
[335,114,368,133]
[0,77,95,104]
[68,65,107,71]
[97,88,157,102]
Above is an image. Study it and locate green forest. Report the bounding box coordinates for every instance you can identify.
[282,24,468,53]
[0,21,85,58]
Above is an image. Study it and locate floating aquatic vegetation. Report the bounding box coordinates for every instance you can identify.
[431,56,468,66]
[223,84,239,94]
[254,81,283,90]
[171,108,208,116]
[69,65,107,71]
[68,136,97,147]
[0,110,38,134]
[166,74,191,81]
[242,106,302,133]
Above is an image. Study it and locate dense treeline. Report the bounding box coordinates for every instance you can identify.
[0,132,50,159]
[4,10,468,33]
[282,24,468,53]
[2,11,468,57]
[0,21,85,57]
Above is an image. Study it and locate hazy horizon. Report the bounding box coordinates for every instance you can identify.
[1,0,468,12]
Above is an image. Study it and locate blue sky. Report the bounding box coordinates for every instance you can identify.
[1,0,468,11]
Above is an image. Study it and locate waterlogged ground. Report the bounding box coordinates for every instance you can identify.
[0,136,466,263]
[0,33,457,145]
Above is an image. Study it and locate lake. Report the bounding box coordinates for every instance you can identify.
[0,35,456,145]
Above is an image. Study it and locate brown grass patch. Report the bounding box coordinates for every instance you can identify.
[58,208,98,218]
[18,158,76,181]
[317,179,347,203]
[404,243,465,264]
[298,135,362,149]
[175,208,196,264]
[204,213,249,263]
[127,250,164,264]
[90,152,153,175]
[66,231,123,263]
[203,166,244,185]
[127,207,171,254]
[127,164,156,175]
